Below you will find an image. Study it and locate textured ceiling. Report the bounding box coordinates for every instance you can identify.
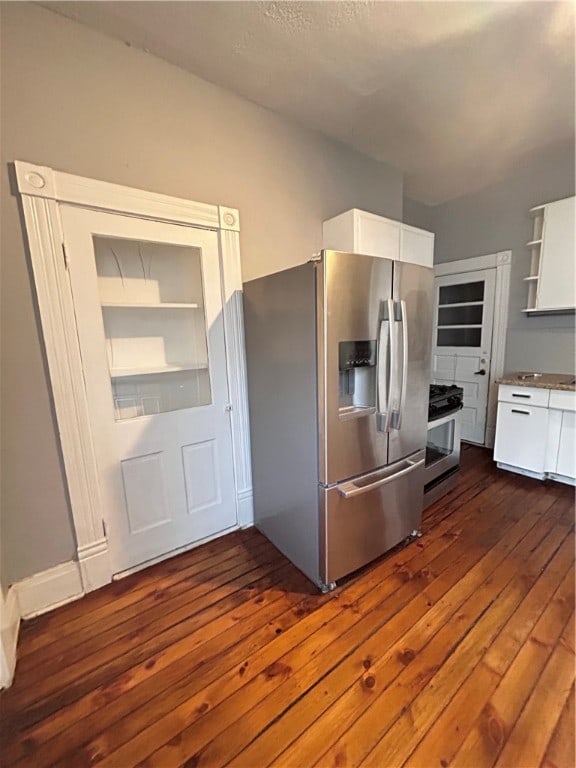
[44,1,575,205]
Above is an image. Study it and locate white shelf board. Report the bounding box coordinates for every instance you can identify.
[101,302,199,309]
[526,240,542,247]
[523,276,539,282]
[438,301,484,309]
[110,363,208,378]
[437,324,482,329]
[522,307,576,315]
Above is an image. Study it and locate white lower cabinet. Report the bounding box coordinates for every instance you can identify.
[494,385,575,484]
[494,402,549,474]
[556,410,576,478]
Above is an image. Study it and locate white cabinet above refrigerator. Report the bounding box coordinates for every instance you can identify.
[323,208,434,267]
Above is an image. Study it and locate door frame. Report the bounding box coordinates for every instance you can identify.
[14,160,253,593]
[434,251,511,449]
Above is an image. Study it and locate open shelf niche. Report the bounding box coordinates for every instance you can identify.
[523,206,544,311]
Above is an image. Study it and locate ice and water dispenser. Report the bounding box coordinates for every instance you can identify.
[338,340,377,417]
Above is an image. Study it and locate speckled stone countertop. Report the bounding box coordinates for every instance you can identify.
[496,372,576,391]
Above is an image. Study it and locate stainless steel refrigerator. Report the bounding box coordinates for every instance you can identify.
[243,250,433,591]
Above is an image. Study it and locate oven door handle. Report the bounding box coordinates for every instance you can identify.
[338,458,424,499]
[427,407,462,428]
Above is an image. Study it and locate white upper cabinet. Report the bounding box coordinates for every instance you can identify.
[323,209,434,267]
[524,196,575,314]
[400,223,435,267]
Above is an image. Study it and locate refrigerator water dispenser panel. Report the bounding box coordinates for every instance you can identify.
[338,340,377,417]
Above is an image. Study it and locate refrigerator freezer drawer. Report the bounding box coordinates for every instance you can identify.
[320,450,425,584]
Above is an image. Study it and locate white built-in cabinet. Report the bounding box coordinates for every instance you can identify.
[524,196,575,314]
[322,208,434,267]
[494,385,576,484]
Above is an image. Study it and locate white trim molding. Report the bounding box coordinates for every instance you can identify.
[434,252,501,276]
[486,251,512,449]
[219,224,254,528]
[434,250,512,449]
[13,561,83,619]
[14,161,253,599]
[15,161,220,229]
[0,587,20,689]
[18,192,109,587]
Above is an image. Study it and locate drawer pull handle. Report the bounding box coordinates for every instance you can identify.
[337,458,424,499]
[511,409,530,415]
[512,393,531,398]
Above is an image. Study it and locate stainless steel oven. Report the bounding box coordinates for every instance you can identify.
[424,403,462,508]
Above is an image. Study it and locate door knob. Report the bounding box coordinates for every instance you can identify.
[474,369,486,376]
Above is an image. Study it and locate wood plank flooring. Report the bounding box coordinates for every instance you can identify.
[1,445,574,768]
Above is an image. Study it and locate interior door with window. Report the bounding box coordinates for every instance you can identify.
[431,269,496,444]
[60,206,237,573]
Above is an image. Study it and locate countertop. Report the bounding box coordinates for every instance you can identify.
[496,372,576,391]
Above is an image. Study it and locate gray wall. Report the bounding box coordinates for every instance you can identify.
[0,4,403,586]
[404,141,575,373]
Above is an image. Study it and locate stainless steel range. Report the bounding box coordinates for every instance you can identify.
[424,384,464,507]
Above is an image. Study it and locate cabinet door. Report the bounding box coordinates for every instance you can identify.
[537,197,576,309]
[494,402,549,473]
[401,225,434,267]
[356,211,400,259]
[556,410,576,478]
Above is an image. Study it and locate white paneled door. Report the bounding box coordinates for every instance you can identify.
[61,206,237,573]
[432,269,496,444]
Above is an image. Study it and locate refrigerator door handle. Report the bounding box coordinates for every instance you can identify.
[376,298,395,432]
[394,299,409,430]
[337,457,424,499]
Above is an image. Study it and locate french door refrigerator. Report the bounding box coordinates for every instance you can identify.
[243,250,433,591]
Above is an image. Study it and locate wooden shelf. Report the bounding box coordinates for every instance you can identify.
[110,363,208,378]
[101,302,199,309]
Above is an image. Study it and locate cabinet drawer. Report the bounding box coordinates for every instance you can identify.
[498,385,550,408]
[494,402,549,473]
[549,389,576,412]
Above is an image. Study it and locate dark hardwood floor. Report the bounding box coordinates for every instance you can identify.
[1,445,574,767]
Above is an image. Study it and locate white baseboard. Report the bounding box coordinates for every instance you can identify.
[237,488,254,528]
[496,462,546,481]
[14,560,83,619]
[78,538,112,592]
[0,587,21,688]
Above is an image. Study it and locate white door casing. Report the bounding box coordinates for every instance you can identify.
[61,207,238,573]
[14,161,253,591]
[433,252,511,449]
[432,268,496,444]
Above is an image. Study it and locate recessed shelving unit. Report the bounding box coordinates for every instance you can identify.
[94,236,212,419]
